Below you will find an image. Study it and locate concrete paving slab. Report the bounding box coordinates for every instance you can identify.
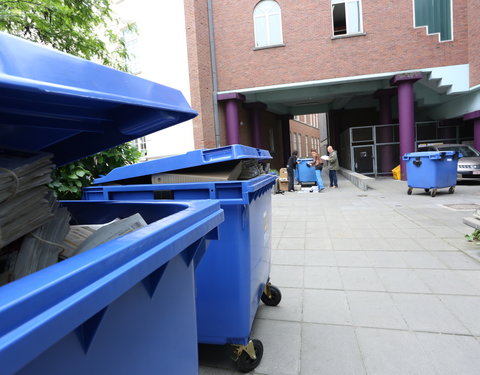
[250,319,302,375]
[303,289,352,325]
[277,237,305,250]
[304,238,333,250]
[434,251,480,270]
[437,295,480,335]
[301,323,366,375]
[335,251,372,267]
[304,266,343,289]
[304,250,337,266]
[356,328,436,375]
[339,267,385,292]
[398,251,448,269]
[415,269,480,295]
[270,265,304,288]
[391,293,470,334]
[256,287,303,323]
[365,251,409,268]
[272,250,305,266]
[376,268,431,293]
[416,332,480,375]
[347,291,407,330]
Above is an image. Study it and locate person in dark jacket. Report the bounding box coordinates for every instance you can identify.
[286,150,298,192]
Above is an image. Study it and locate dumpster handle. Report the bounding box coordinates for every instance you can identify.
[413,158,422,167]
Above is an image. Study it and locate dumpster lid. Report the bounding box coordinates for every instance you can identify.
[403,151,460,160]
[0,32,197,166]
[94,144,272,184]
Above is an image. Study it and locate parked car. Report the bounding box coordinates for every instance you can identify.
[418,143,480,181]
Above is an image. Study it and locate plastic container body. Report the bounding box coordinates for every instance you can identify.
[83,174,276,346]
[0,200,223,375]
[295,158,316,183]
[403,151,460,188]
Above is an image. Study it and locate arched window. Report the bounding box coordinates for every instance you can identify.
[253,0,283,48]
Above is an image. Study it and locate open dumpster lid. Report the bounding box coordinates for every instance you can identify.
[94,144,272,184]
[0,32,197,166]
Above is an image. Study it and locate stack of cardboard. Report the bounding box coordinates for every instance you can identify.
[279,168,289,191]
[0,149,55,248]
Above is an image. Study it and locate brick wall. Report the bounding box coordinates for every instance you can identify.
[468,0,480,87]
[212,0,469,91]
[184,0,216,149]
[289,119,322,157]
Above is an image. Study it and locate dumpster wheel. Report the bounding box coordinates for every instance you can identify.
[430,189,437,197]
[261,283,282,306]
[424,188,430,193]
[407,187,413,195]
[233,339,263,373]
[448,186,455,194]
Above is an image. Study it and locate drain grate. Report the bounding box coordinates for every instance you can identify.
[442,203,480,211]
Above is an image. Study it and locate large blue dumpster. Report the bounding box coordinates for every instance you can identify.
[1,200,223,375]
[0,31,224,375]
[83,145,281,372]
[296,158,316,183]
[402,151,461,197]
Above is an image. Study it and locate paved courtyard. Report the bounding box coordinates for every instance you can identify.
[199,176,480,375]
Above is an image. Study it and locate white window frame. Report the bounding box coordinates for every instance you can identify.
[253,0,284,48]
[412,0,454,43]
[331,0,364,36]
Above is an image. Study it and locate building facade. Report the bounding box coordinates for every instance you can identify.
[185,0,480,179]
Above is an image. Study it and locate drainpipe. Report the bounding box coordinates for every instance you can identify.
[207,0,221,147]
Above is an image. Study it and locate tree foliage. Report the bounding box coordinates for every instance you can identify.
[49,143,141,199]
[0,0,133,70]
[0,0,142,199]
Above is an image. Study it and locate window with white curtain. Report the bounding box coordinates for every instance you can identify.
[253,0,283,47]
[332,0,363,36]
[297,134,302,157]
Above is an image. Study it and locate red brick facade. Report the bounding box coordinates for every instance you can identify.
[184,0,216,149]
[211,0,469,91]
[468,0,480,87]
[184,1,479,166]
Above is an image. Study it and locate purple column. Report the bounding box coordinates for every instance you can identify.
[245,102,267,148]
[218,93,245,145]
[391,73,423,180]
[374,88,396,174]
[463,111,480,151]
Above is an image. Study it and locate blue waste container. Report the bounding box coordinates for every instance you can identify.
[1,200,223,375]
[296,158,316,183]
[402,151,461,197]
[83,145,281,372]
[0,32,224,375]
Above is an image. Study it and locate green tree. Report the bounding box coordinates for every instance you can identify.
[0,0,141,199]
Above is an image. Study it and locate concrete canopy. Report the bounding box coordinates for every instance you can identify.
[218,64,478,120]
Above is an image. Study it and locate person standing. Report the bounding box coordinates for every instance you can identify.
[308,149,325,192]
[286,150,298,192]
[326,145,339,188]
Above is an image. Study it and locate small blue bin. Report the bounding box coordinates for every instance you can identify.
[0,32,224,375]
[83,145,280,371]
[402,151,461,196]
[296,158,316,183]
